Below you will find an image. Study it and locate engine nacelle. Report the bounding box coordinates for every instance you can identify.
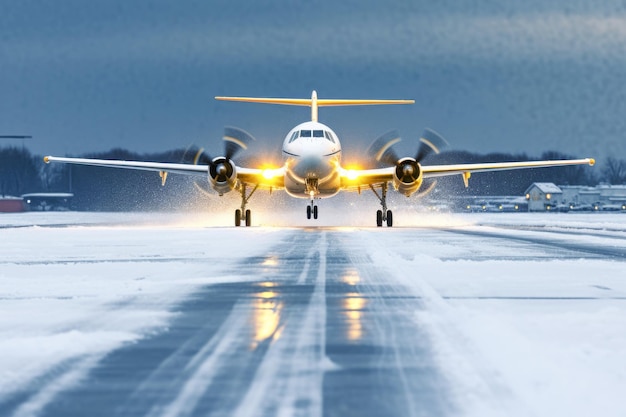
[392,158,423,197]
[208,157,238,195]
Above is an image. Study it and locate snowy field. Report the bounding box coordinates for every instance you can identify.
[1,210,625,417]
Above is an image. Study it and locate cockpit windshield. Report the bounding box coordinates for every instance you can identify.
[289,129,337,143]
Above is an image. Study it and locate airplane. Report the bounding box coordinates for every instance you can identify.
[44,91,595,227]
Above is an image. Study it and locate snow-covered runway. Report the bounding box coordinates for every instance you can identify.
[1,212,625,417]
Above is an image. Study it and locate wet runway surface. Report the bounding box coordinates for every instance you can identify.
[2,213,626,417]
[29,232,450,417]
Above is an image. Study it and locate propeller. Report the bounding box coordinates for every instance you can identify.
[368,128,448,166]
[368,128,448,197]
[223,126,255,161]
[182,126,256,194]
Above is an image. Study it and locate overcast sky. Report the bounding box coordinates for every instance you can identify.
[2,0,625,163]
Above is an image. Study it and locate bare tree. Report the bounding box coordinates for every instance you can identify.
[602,157,626,184]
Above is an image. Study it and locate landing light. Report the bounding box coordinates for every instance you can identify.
[341,167,360,180]
[346,170,359,180]
[262,168,281,180]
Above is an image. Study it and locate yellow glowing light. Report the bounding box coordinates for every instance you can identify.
[258,281,277,287]
[251,293,283,350]
[341,165,362,181]
[525,193,530,200]
[258,290,278,299]
[262,168,281,180]
[546,193,551,200]
[343,294,367,341]
[344,295,366,311]
[341,269,360,286]
[346,312,363,341]
[261,257,278,267]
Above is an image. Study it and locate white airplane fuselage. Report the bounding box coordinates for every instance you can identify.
[281,121,342,199]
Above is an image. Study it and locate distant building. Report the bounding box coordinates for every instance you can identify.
[560,185,599,206]
[0,196,26,213]
[524,183,563,212]
[22,193,74,211]
[525,184,626,212]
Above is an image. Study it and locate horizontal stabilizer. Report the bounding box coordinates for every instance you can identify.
[215,97,415,106]
[216,90,414,122]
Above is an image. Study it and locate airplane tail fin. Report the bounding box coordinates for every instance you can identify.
[215,91,414,122]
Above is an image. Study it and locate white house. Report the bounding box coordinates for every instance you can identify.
[524,183,563,211]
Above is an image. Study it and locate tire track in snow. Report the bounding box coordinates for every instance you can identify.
[323,233,453,417]
[233,231,329,417]
[440,227,626,260]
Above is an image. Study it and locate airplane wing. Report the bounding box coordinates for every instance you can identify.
[420,158,595,178]
[43,156,285,189]
[340,158,595,190]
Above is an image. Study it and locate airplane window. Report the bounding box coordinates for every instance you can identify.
[289,131,299,143]
[300,130,312,137]
[313,130,324,138]
[325,131,335,143]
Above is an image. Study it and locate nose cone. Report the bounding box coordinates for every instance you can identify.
[291,155,333,180]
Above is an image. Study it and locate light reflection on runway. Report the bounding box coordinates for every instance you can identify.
[343,293,366,341]
[250,282,283,350]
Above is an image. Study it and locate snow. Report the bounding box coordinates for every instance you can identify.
[0,212,285,403]
[1,211,625,416]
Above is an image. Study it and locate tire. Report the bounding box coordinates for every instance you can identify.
[313,205,318,219]
[307,205,312,219]
[376,210,383,227]
[235,209,241,227]
[386,210,393,227]
[245,209,251,227]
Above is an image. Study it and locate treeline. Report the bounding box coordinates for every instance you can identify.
[1,146,623,210]
[0,146,203,211]
[422,150,602,197]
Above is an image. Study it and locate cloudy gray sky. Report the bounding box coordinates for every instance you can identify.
[2,0,625,163]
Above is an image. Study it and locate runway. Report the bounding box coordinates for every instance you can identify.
[1,212,625,417]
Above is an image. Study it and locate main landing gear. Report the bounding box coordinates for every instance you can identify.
[370,183,393,227]
[235,183,258,227]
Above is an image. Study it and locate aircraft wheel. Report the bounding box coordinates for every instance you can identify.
[313,205,318,219]
[376,210,383,227]
[245,209,251,227]
[235,209,241,227]
[386,210,393,227]
[307,205,312,219]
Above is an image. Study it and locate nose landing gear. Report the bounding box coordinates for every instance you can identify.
[306,201,318,220]
[305,178,319,220]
